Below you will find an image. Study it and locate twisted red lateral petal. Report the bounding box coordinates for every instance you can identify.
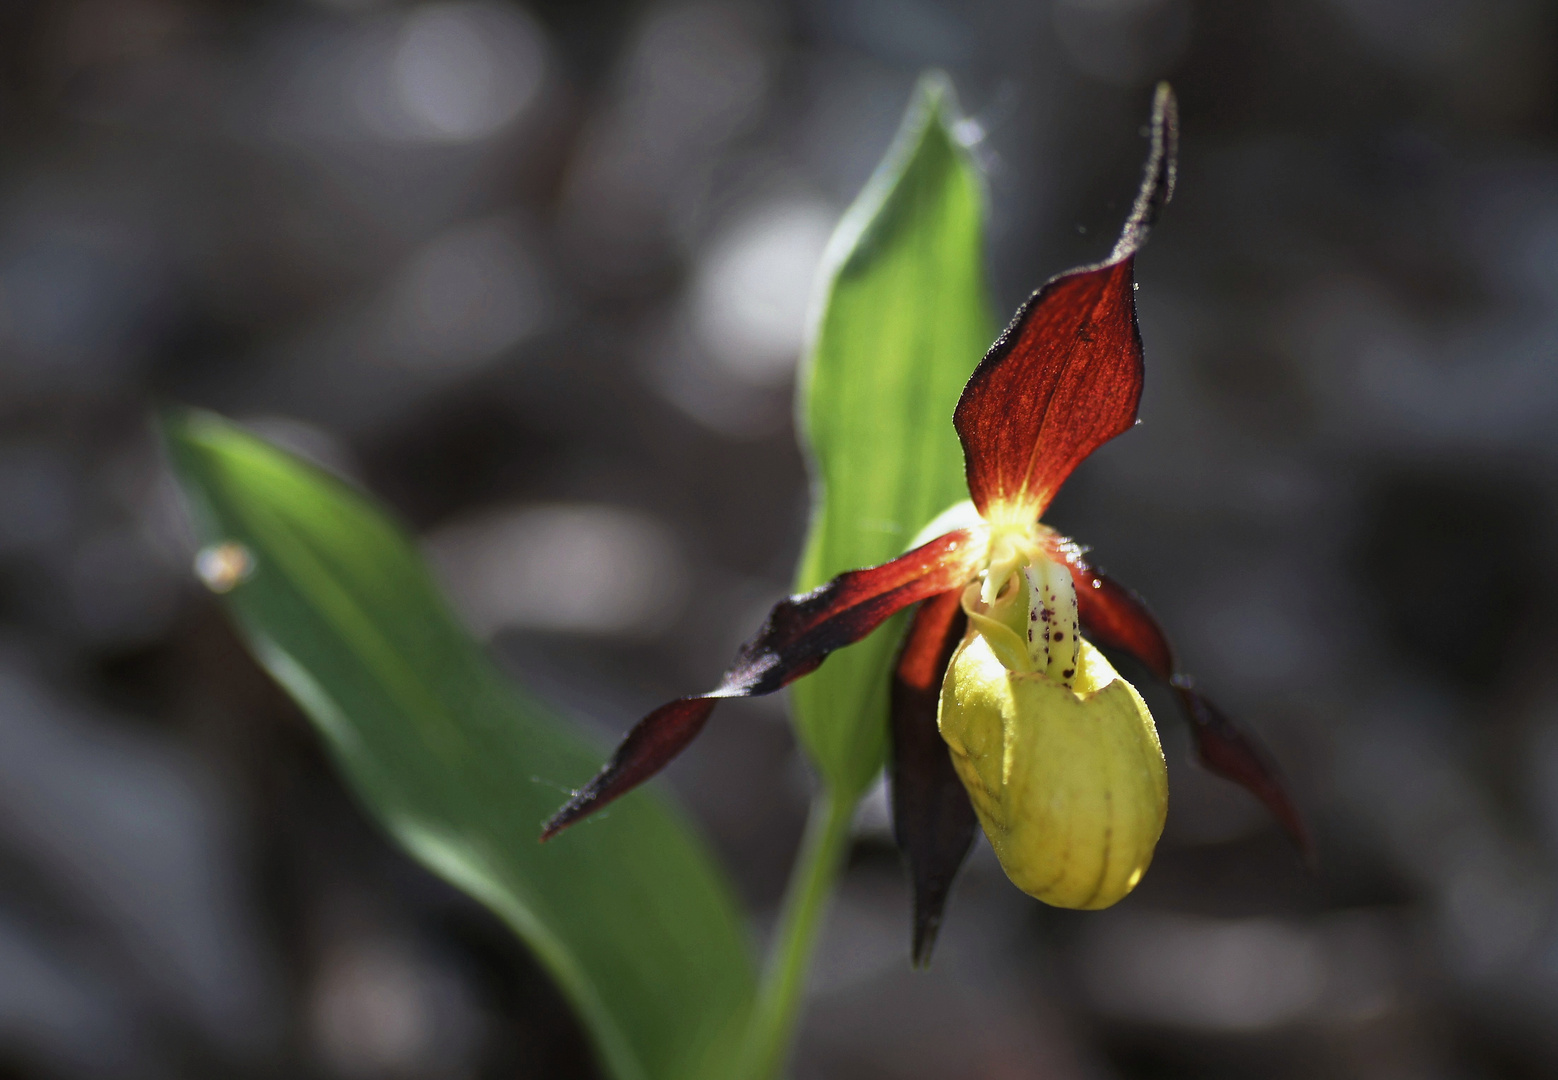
[889,588,975,967]
[1052,539,1314,864]
[1172,680,1315,868]
[541,528,984,840]
[954,85,1177,522]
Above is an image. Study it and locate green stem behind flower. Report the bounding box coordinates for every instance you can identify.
[739,785,856,1080]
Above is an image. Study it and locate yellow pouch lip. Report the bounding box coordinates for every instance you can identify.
[938,629,1167,910]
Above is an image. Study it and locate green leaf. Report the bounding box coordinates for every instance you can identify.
[791,73,995,796]
[163,410,754,1080]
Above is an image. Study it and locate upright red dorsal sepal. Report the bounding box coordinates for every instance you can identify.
[955,84,1177,523]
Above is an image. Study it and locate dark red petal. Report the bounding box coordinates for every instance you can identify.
[1053,537,1313,863]
[889,588,975,967]
[541,529,985,840]
[718,528,982,699]
[540,698,714,840]
[954,84,1177,521]
[1173,681,1315,867]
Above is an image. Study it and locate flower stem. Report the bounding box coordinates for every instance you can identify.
[739,785,857,1080]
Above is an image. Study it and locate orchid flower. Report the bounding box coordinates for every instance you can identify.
[543,85,1307,962]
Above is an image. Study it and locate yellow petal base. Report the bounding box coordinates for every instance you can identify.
[938,631,1167,909]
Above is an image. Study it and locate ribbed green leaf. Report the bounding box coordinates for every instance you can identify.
[791,73,994,795]
[163,410,754,1080]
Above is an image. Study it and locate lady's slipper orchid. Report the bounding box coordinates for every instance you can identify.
[543,85,1307,962]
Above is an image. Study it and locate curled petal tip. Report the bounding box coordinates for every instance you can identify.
[1110,83,1178,263]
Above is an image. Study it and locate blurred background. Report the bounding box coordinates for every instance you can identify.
[2,0,1558,1076]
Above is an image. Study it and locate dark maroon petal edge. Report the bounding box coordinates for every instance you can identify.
[541,528,984,840]
[1172,680,1316,868]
